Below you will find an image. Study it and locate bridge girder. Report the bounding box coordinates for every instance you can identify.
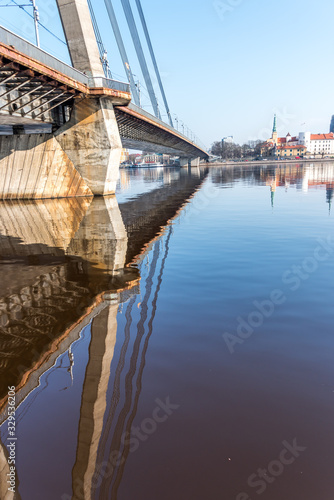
[115,104,208,159]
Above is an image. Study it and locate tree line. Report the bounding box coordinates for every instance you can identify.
[210,140,263,159]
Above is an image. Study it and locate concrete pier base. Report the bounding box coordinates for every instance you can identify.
[55,98,122,196]
[190,157,200,167]
[0,96,122,199]
[0,133,93,199]
[180,157,200,167]
[179,158,189,167]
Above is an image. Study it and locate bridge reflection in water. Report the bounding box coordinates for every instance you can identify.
[0,166,208,500]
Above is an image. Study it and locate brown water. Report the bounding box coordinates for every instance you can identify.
[0,163,334,500]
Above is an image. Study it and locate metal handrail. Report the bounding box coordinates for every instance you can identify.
[88,76,130,93]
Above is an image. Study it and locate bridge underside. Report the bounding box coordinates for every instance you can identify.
[115,104,208,158]
[0,57,78,129]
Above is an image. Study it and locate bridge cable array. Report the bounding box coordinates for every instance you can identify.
[119,0,160,120]
[103,0,140,106]
[87,0,113,80]
[102,0,173,127]
[134,0,173,127]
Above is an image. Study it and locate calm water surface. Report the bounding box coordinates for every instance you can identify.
[0,163,334,500]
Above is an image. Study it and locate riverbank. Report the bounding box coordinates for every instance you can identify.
[207,157,334,166]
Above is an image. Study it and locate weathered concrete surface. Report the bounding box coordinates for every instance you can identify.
[0,134,93,199]
[57,0,104,78]
[55,0,123,196]
[68,196,128,272]
[55,98,122,196]
[0,95,123,199]
[0,440,15,500]
[190,157,200,167]
[0,197,91,254]
[179,158,199,167]
[179,158,190,167]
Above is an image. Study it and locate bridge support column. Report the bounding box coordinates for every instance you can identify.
[190,157,200,167]
[180,157,200,167]
[55,0,123,196]
[179,158,190,167]
[55,98,122,196]
[0,133,94,199]
[56,0,104,78]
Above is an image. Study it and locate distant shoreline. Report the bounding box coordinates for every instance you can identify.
[207,158,334,166]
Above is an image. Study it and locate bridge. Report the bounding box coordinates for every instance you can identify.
[0,0,208,199]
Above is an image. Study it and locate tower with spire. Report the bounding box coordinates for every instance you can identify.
[272,114,278,144]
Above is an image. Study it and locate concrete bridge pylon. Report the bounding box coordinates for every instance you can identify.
[57,0,105,78]
[55,97,122,196]
[54,0,123,196]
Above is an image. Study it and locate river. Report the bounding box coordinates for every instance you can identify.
[0,162,333,500]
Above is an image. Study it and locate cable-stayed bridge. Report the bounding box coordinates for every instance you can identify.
[0,0,208,199]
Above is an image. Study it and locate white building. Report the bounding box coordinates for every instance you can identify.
[223,136,234,144]
[299,132,334,155]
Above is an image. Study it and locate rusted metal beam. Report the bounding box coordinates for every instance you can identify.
[0,43,131,103]
[0,42,89,93]
[18,69,35,78]
[0,71,18,85]
[88,86,131,102]
[0,61,21,72]
[29,91,67,115]
[16,87,56,112]
[0,77,34,98]
[34,94,76,118]
[0,83,45,111]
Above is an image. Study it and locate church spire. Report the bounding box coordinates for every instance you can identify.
[273,114,277,133]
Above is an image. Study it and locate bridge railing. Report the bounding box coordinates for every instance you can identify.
[0,26,130,94]
[88,77,130,93]
[0,26,88,85]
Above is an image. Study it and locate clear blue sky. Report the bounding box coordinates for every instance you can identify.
[0,0,333,148]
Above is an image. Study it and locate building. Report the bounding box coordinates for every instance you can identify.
[262,115,306,157]
[330,115,334,133]
[142,153,171,165]
[276,143,307,158]
[262,115,334,158]
[277,133,300,146]
[223,136,234,144]
[120,148,129,163]
[299,132,334,156]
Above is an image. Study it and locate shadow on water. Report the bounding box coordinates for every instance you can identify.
[0,166,208,500]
